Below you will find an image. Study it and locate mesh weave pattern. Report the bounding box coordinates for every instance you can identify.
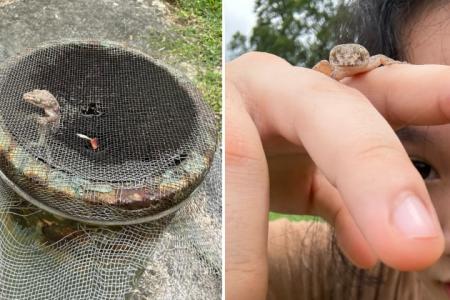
[0,40,217,224]
[0,149,222,299]
[0,40,221,299]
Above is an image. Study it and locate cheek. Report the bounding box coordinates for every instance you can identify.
[428,187,450,224]
[428,185,450,247]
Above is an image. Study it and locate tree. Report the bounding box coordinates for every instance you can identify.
[228,0,351,67]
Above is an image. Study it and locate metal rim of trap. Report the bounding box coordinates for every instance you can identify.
[0,40,218,225]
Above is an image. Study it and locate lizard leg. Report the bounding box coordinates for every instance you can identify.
[330,69,348,81]
[312,60,333,76]
[366,54,403,71]
[25,114,49,127]
[48,116,61,132]
[36,116,49,126]
[36,116,60,132]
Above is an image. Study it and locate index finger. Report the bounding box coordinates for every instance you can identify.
[343,64,450,127]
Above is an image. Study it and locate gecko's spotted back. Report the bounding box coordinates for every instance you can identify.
[329,43,370,67]
[0,40,217,225]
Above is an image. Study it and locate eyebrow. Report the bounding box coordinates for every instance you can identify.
[395,127,434,145]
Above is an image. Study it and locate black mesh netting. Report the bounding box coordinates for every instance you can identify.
[0,40,217,225]
[0,40,221,299]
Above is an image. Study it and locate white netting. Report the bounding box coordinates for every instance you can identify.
[0,149,221,299]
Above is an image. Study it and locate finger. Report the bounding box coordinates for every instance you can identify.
[227,52,445,271]
[343,64,450,127]
[310,170,378,269]
[334,208,378,269]
[225,82,269,299]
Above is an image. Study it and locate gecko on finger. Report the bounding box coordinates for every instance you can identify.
[313,43,403,80]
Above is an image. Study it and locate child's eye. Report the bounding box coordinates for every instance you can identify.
[411,159,438,180]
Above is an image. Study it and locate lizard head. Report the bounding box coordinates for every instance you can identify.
[23,89,57,109]
[329,44,370,67]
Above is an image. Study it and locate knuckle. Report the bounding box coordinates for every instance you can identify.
[225,131,262,169]
[226,261,263,275]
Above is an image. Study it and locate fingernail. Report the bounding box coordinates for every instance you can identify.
[393,194,438,239]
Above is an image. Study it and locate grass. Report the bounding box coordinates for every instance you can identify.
[152,0,222,119]
[269,212,324,222]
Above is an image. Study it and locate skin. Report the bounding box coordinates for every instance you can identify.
[404,4,450,299]
[226,4,450,300]
[23,89,61,128]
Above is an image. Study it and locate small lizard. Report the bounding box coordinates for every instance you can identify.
[313,43,403,80]
[23,89,61,129]
[23,89,61,147]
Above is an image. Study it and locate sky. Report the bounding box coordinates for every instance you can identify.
[223,0,341,56]
[224,0,257,49]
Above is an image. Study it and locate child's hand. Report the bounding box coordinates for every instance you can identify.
[226,52,449,299]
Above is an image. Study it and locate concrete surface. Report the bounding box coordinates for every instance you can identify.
[0,0,174,62]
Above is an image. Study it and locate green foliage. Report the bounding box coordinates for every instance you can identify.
[228,0,350,67]
[197,69,222,114]
[170,0,222,68]
[151,0,222,119]
[171,0,221,20]
[269,212,324,222]
[228,32,249,55]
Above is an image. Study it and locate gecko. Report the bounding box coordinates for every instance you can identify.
[23,89,61,147]
[23,89,61,129]
[312,43,403,80]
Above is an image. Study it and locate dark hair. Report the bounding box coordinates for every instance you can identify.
[339,0,444,60]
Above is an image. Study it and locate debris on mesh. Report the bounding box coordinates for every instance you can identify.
[0,40,217,225]
[0,40,222,299]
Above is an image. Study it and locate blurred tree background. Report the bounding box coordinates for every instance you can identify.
[228,0,351,67]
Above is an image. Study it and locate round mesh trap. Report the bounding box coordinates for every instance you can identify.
[0,40,217,225]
